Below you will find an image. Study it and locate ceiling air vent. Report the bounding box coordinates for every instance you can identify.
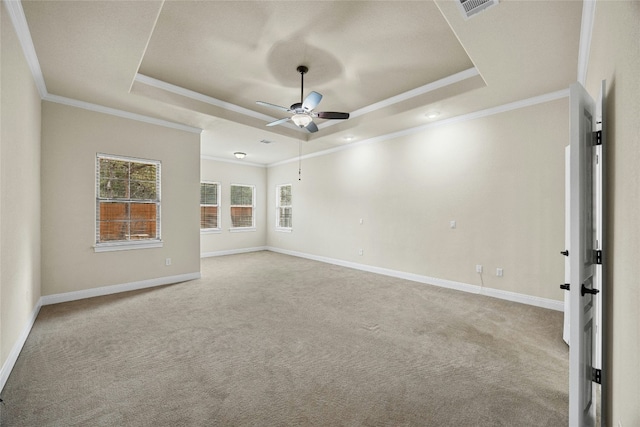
[457,0,498,19]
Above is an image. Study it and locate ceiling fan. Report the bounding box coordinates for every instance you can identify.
[256,65,350,133]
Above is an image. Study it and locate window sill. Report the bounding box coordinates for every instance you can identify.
[201,229,222,234]
[94,240,163,253]
[276,228,292,233]
[229,227,256,233]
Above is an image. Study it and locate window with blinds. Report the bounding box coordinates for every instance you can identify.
[276,184,292,230]
[96,154,161,249]
[200,182,220,230]
[230,184,255,229]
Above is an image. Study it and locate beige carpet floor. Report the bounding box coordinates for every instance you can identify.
[1,251,568,426]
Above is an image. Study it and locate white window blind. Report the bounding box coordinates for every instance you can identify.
[276,184,292,230]
[230,184,255,228]
[200,182,220,230]
[96,154,161,249]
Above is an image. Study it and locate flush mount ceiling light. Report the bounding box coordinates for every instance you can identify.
[233,152,246,159]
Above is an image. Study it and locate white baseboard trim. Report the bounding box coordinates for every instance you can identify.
[267,247,563,312]
[1,271,201,393]
[0,300,43,392]
[201,246,268,258]
[40,272,201,306]
[480,287,563,311]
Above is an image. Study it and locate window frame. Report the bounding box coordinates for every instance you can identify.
[200,181,221,233]
[94,153,162,252]
[229,183,256,232]
[275,184,292,232]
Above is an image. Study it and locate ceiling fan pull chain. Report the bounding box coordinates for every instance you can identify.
[298,140,302,181]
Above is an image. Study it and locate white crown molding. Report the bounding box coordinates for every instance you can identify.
[269,88,570,167]
[137,68,481,133]
[318,67,481,131]
[134,73,305,130]
[5,0,202,135]
[200,154,266,168]
[7,0,577,169]
[267,247,564,312]
[3,0,47,98]
[44,94,202,134]
[354,67,480,118]
[577,0,596,85]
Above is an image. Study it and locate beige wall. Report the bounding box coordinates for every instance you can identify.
[586,1,640,425]
[0,5,42,368]
[41,102,201,295]
[200,158,267,255]
[268,98,568,301]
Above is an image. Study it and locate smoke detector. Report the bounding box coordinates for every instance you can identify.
[457,0,499,19]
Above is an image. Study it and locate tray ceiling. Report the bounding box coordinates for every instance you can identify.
[20,0,583,164]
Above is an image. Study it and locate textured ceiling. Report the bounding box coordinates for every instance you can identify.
[21,0,583,165]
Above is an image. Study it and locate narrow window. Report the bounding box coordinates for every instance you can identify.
[200,182,220,231]
[276,184,292,231]
[230,184,255,230]
[96,154,161,251]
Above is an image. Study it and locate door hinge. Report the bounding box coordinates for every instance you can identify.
[592,368,602,384]
[594,130,602,146]
[595,250,602,265]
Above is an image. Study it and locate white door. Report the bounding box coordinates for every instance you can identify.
[568,82,600,427]
[563,145,571,346]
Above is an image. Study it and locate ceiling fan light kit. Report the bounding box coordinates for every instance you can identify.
[256,65,350,133]
[292,113,312,128]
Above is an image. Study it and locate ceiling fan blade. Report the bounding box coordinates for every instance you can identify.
[302,91,322,111]
[266,117,291,127]
[256,101,290,113]
[305,121,319,133]
[316,111,350,120]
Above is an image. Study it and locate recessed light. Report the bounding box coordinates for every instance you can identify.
[343,136,355,142]
[426,112,440,119]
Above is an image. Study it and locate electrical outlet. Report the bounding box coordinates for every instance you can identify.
[358,249,363,256]
[476,265,483,273]
[165,258,171,266]
[450,220,456,229]
[496,268,503,277]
